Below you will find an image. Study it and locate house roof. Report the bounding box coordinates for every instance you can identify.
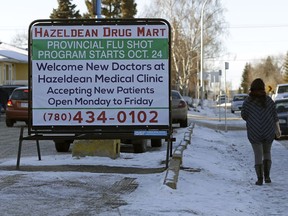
[0,42,28,63]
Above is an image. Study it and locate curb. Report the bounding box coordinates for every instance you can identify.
[163,123,195,189]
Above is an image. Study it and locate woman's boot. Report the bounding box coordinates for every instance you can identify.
[254,164,263,185]
[263,159,272,183]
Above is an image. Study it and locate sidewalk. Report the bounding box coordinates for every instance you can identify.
[0,105,287,215]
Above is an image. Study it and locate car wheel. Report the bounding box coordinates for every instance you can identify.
[180,118,188,128]
[151,139,162,147]
[54,140,71,152]
[5,119,14,127]
[132,139,147,153]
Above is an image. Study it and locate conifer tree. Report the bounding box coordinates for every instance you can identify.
[102,0,121,18]
[262,56,277,79]
[50,0,82,19]
[241,63,253,93]
[82,0,95,18]
[84,0,137,18]
[121,0,137,18]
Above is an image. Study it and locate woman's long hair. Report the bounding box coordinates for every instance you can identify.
[249,78,267,107]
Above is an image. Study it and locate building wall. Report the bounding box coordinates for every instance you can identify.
[0,62,28,85]
[15,63,28,85]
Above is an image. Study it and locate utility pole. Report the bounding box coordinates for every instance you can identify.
[200,0,209,108]
[224,62,229,132]
[93,0,102,18]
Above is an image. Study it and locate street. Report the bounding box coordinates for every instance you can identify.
[0,113,61,161]
[0,106,288,215]
[0,113,172,216]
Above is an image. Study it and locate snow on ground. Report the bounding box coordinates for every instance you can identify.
[0,101,288,215]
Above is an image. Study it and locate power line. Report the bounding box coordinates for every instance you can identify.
[229,24,288,29]
[0,28,26,31]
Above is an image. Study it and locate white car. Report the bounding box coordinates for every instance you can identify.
[231,93,248,113]
[272,83,288,101]
[171,90,188,127]
[274,92,288,101]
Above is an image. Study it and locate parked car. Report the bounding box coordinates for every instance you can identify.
[275,98,288,137]
[171,90,188,127]
[272,83,288,101]
[121,90,188,152]
[5,87,29,127]
[216,94,228,105]
[274,92,288,101]
[231,93,248,113]
[0,85,26,112]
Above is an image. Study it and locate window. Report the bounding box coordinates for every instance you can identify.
[4,64,14,84]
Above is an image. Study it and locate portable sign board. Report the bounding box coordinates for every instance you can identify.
[28,19,171,136]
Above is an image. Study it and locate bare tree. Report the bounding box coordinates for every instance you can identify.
[145,0,227,97]
[252,56,283,91]
[11,32,28,48]
[282,52,288,82]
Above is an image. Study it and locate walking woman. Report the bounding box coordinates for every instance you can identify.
[241,78,281,185]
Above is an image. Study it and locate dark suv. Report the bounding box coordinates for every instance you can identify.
[5,87,29,127]
[0,85,26,113]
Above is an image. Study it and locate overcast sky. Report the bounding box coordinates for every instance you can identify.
[1,0,288,90]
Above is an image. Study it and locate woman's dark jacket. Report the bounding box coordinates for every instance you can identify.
[241,95,278,144]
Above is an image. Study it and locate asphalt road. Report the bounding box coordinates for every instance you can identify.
[1,108,287,215]
[0,113,60,161]
[0,113,167,215]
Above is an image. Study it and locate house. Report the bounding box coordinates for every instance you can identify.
[0,42,28,85]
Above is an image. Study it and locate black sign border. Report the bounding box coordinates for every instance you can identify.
[28,18,172,138]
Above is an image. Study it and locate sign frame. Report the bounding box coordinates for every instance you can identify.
[27,18,172,139]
